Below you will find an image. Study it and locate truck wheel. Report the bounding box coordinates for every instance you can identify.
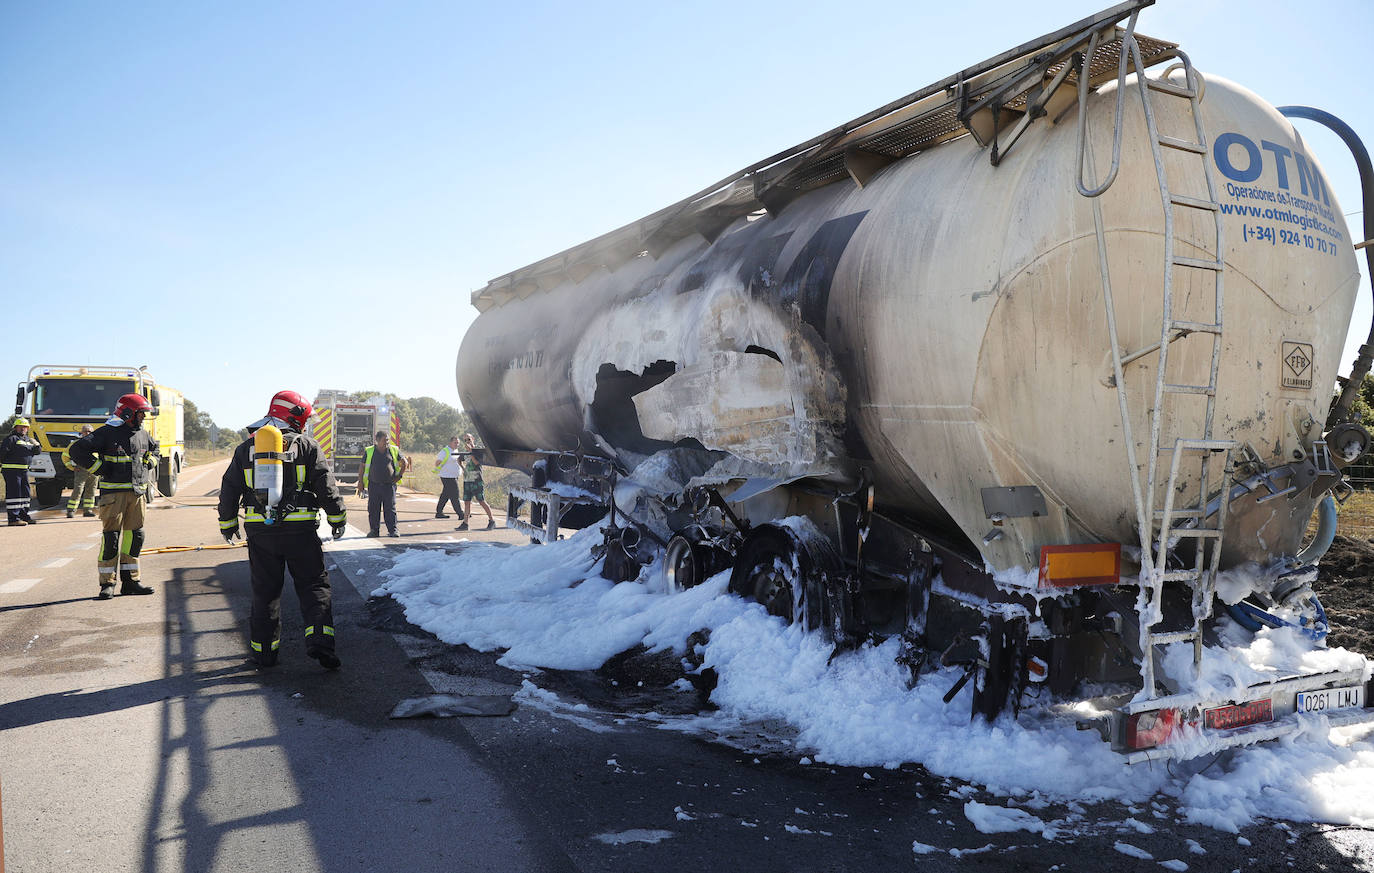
[666,528,731,594]
[665,535,703,594]
[729,526,828,630]
[158,457,179,497]
[35,479,62,508]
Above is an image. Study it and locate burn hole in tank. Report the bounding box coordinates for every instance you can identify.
[744,344,782,363]
[590,361,679,455]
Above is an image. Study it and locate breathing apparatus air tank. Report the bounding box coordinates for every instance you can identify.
[253,423,284,524]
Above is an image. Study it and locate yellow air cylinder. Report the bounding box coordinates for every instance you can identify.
[253,424,284,523]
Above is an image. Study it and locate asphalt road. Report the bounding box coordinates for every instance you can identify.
[1,463,1372,872]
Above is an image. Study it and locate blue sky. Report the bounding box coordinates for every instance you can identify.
[2,0,1370,430]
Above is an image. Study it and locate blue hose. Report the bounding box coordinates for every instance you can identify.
[1225,595,1329,642]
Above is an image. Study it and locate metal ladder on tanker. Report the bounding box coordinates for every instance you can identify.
[1079,18,1236,699]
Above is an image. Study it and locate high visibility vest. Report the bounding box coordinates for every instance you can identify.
[361,445,402,488]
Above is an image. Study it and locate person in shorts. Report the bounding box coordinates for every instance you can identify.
[455,433,495,531]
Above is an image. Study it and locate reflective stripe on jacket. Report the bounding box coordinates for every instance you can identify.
[361,444,403,489]
[67,423,158,494]
[1,433,42,469]
[217,430,345,535]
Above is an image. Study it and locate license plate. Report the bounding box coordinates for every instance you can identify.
[1204,699,1273,730]
[1296,684,1365,715]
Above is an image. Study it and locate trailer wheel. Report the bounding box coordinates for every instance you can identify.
[729,526,828,631]
[665,535,703,594]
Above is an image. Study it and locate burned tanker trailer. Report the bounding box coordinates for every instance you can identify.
[456,2,1374,759]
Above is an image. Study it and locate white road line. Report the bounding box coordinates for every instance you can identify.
[0,579,42,594]
[40,557,74,569]
[68,543,95,550]
[87,531,102,538]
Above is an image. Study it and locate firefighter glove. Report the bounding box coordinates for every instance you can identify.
[331,521,346,540]
[222,523,240,544]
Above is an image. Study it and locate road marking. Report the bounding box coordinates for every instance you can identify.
[87,531,102,538]
[40,557,74,569]
[68,543,95,550]
[0,579,42,594]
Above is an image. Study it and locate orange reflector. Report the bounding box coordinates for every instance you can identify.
[1038,543,1121,589]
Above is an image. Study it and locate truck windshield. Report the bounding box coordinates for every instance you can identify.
[34,379,136,417]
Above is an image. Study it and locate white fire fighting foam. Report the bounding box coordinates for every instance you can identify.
[374,520,1374,834]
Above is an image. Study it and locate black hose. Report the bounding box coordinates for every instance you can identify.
[1277,106,1374,426]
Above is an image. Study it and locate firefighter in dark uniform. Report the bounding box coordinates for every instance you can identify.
[218,390,347,669]
[68,395,160,598]
[2,417,43,526]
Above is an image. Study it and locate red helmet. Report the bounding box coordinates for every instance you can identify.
[267,390,312,431]
[114,393,153,423]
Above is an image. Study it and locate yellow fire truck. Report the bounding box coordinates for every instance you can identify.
[310,390,399,486]
[12,365,186,506]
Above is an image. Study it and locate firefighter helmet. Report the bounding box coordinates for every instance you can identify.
[13,417,29,428]
[114,393,153,424]
[267,390,312,431]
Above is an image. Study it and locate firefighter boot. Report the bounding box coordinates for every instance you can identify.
[119,569,155,596]
[67,508,74,518]
[97,583,115,600]
[307,646,341,670]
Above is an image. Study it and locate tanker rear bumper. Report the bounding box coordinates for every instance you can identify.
[1086,667,1374,763]
[1121,705,1374,765]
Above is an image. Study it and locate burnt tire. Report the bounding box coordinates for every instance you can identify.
[729,526,827,631]
[665,535,703,594]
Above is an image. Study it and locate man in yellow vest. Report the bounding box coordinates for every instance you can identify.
[62,424,98,517]
[359,430,403,538]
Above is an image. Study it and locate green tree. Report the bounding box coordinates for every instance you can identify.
[216,427,249,450]
[183,398,214,448]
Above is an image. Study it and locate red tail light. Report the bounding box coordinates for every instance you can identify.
[1126,708,1179,750]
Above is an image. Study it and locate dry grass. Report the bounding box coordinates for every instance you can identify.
[186,448,231,468]
[1334,486,1374,541]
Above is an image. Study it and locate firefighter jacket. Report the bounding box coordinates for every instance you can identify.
[218,430,346,535]
[360,444,403,489]
[68,423,159,494]
[1,431,42,471]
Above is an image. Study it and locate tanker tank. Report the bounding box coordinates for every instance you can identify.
[458,46,1362,578]
[456,2,1374,754]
